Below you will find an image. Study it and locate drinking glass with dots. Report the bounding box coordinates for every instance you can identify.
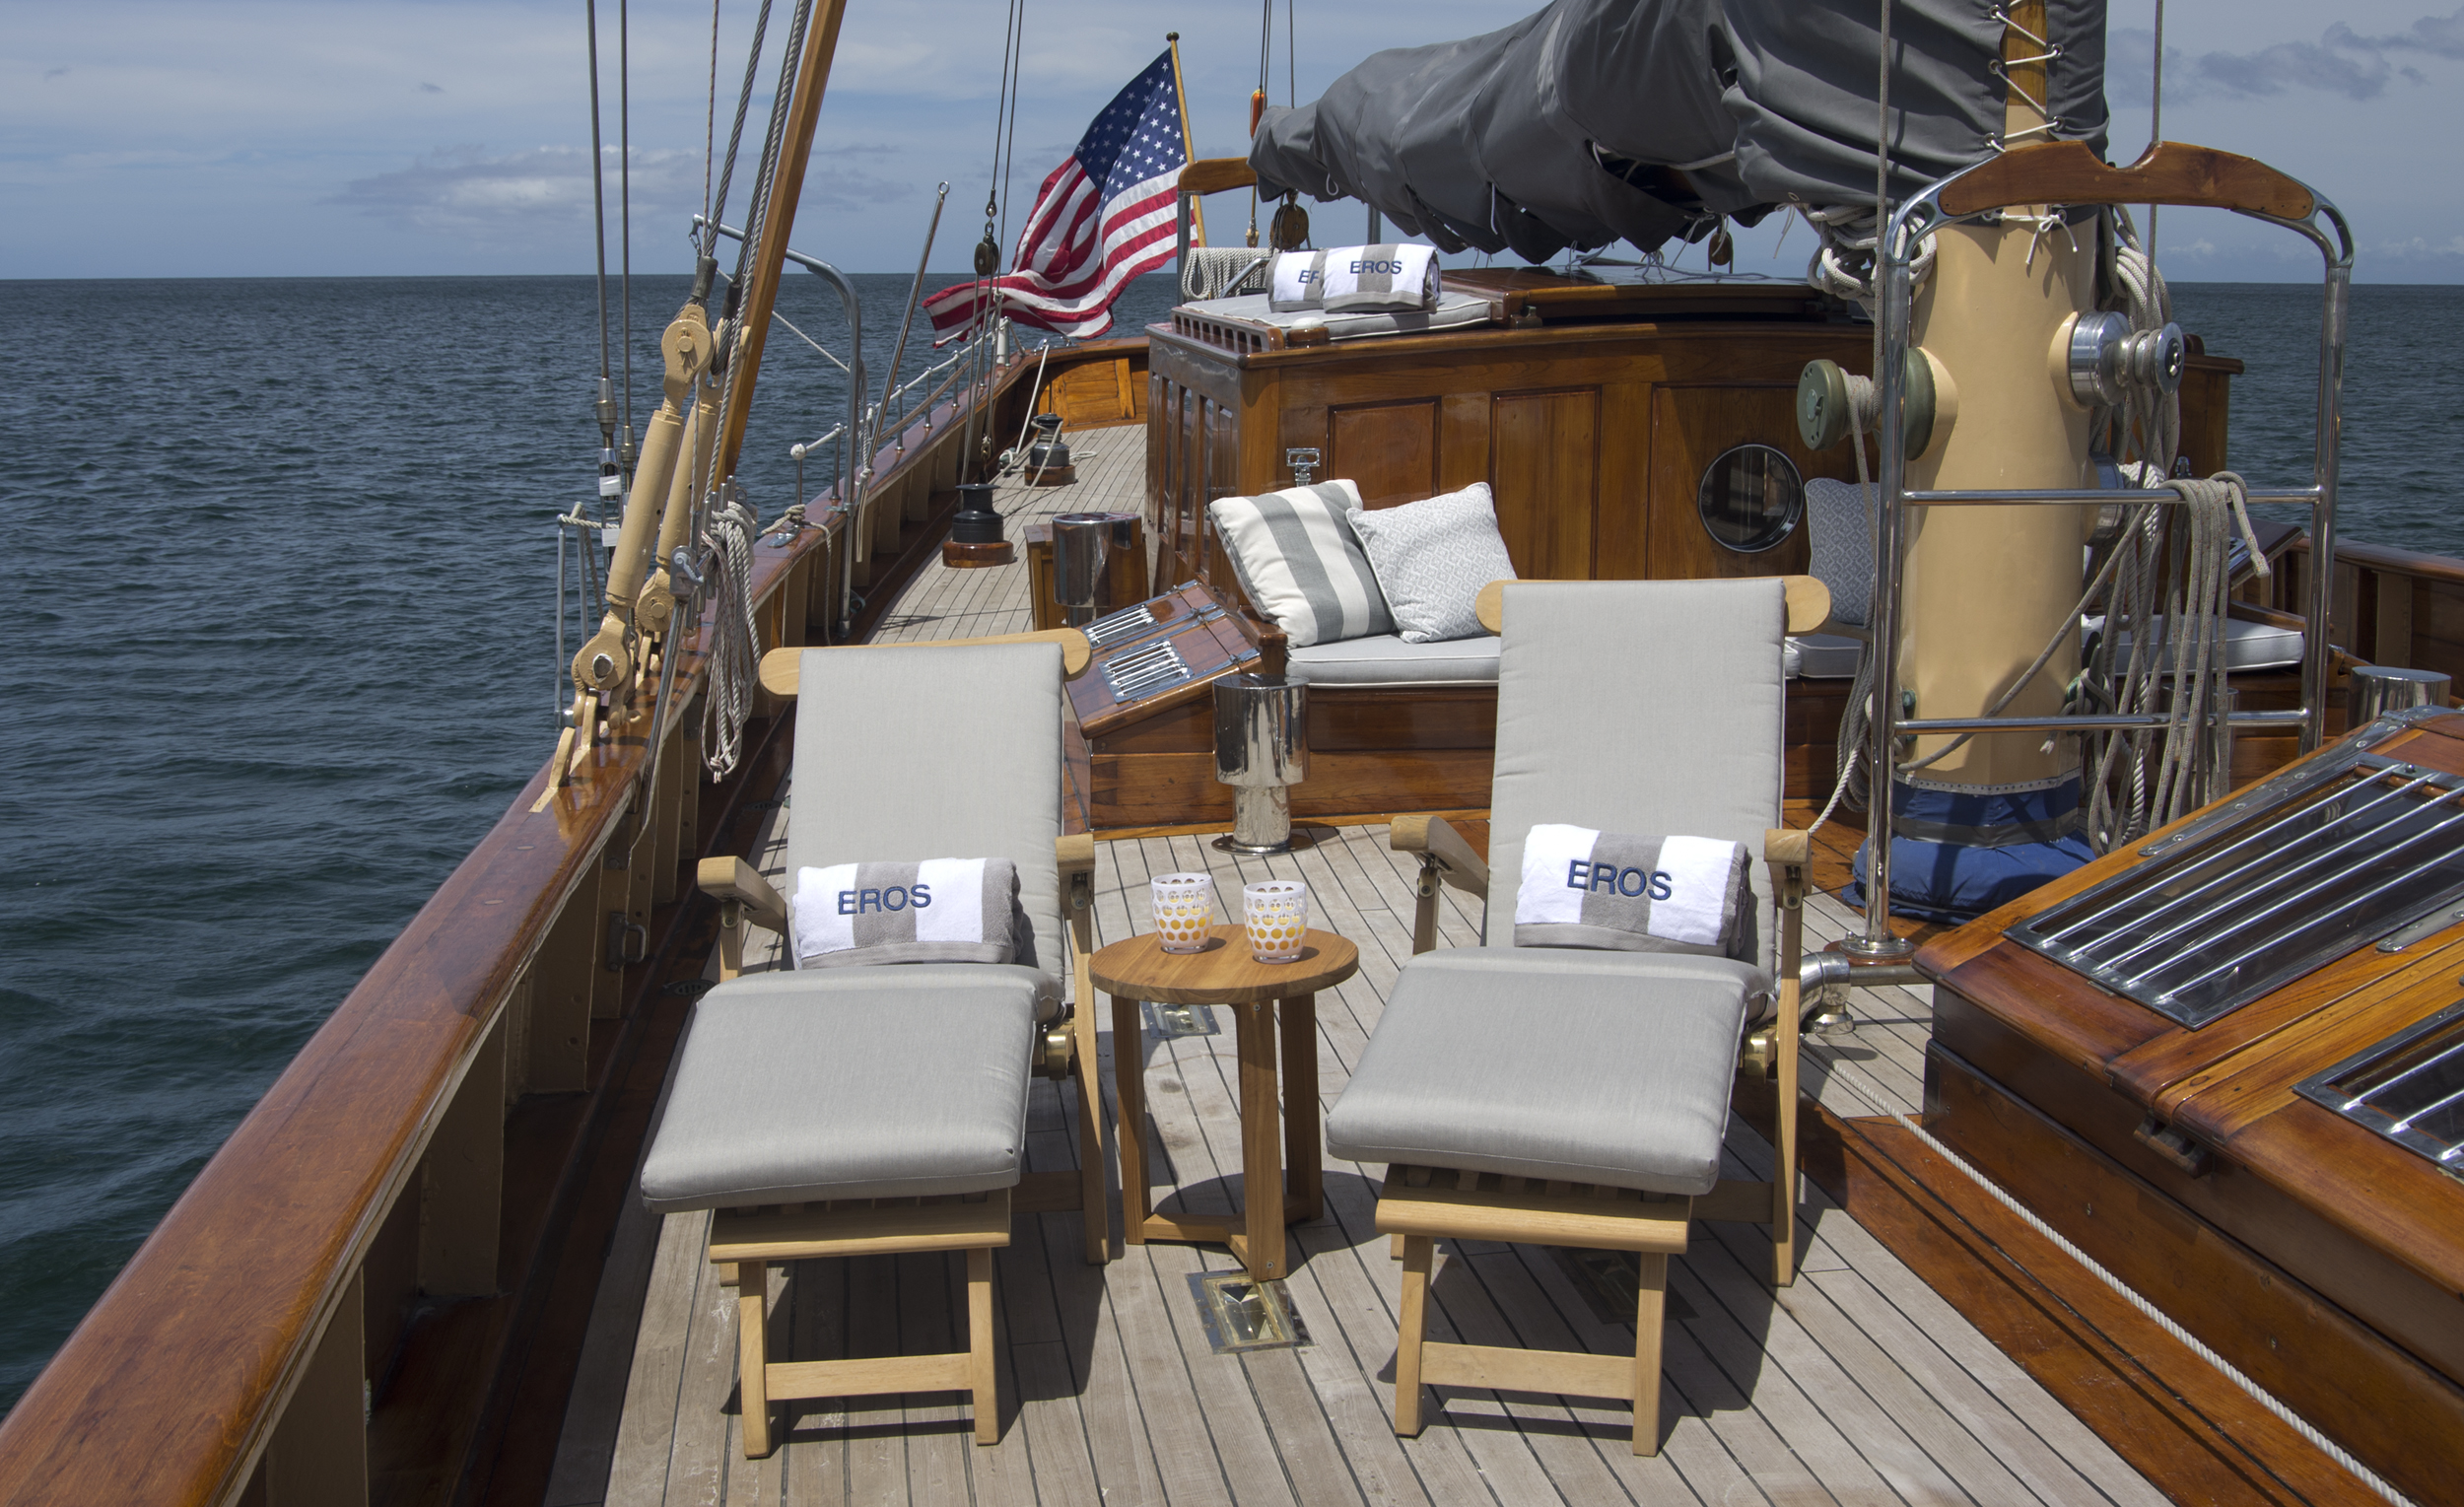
[1243,880,1309,963]
[1150,872,1217,953]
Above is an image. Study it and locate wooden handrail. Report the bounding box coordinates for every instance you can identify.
[1179,157,1257,197]
[1938,140,2314,222]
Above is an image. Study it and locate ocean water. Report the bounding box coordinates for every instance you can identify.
[0,274,2454,1414]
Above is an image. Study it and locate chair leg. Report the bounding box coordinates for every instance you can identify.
[967,1248,999,1445]
[736,1260,773,1458]
[1394,1234,1433,1436]
[1629,1252,1669,1456]
[1773,971,1801,1288]
[1392,1232,1407,1261]
[1070,920,1109,1266]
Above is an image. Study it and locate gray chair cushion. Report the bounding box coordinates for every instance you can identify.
[640,969,1039,1212]
[1325,949,1754,1198]
[788,643,1064,993]
[1485,582,1786,971]
[1284,632,1500,687]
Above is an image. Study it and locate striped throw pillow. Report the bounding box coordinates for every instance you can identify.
[1207,480,1396,648]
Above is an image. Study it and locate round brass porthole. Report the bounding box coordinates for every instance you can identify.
[1695,444,1805,555]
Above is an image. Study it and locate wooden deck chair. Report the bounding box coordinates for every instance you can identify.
[1336,580,1808,1455]
[639,640,1107,1455]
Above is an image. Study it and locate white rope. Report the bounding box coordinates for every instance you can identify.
[1182,245,1273,301]
[701,492,759,778]
[1804,203,1935,315]
[1812,1047,2415,1507]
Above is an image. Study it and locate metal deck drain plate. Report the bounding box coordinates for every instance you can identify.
[2295,998,2464,1180]
[2011,749,2464,1028]
[1554,1247,1695,1326]
[1141,999,1219,1039]
[1189,1271,1309,1354]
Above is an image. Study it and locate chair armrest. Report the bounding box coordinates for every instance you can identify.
[1392,814,1489,899]
[697,856,788,934]
[758,628,1093,697]
[1476,576,1833,637]
[1762,829,1809,911]
[1056,833,1096,914]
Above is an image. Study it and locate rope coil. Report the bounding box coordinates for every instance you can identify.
[702,491,760,778]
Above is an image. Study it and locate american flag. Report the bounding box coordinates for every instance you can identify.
[924,50,1187,342]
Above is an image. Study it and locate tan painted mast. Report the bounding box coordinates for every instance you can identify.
[1896,0,2094,787]
[1169,33,1206,247]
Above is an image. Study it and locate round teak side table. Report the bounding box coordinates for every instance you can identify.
[1092,924,1358,1281]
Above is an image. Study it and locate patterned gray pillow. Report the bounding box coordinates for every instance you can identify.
[1348,483,1519,644]
[1803,478,1873,627]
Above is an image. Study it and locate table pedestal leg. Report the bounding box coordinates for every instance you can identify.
[1236,1001,1284,1279]
[1111,993,1149,1244]
[1280,993,1322,1223]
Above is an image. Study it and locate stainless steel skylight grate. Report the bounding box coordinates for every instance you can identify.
[2011,749,2464,1027]
[1085,600,1166,649]
[1101,639,1192,703]
[2295,1001,2464,1179]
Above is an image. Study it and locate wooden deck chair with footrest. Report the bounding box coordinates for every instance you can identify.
[1335,580,1807,1455]
[638,638,1106,1456]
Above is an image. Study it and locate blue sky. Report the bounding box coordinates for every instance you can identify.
[2,1,2458,281]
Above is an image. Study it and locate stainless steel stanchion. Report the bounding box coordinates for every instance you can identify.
[1051,513,1111,628]
[2349,665,2452,726]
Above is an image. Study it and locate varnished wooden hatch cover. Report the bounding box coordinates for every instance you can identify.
[1916,708,2464,1507]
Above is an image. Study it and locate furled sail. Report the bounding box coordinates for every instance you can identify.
[1249,0,2108,261]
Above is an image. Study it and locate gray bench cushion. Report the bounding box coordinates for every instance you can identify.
[640,969,1038,1212]
[1176,290,1496,341]
[1784,632,1865,680]
[1284,633,1501,687]
[1325,949,1753,1198]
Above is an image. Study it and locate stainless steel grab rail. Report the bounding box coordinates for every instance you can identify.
[1849,150,2355,961]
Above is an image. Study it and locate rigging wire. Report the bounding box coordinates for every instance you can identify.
[585,0,611,396]
[2149,0,2166,253]
[707,0,778,260]
[704,0,719,246]
[608,0,621,457]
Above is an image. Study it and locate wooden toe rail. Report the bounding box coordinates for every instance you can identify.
[1938,141,2315,222]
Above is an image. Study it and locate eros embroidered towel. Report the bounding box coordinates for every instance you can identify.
[789,857,1021,969]
[1514,824,1752,960]
[1268,243,1440,313]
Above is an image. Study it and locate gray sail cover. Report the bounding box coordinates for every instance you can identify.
[1250,0,2107,261]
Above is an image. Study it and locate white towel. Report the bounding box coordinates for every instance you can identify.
[1513,824,1752,959]
[1268,243,1439,313]
[788,856,1020,969]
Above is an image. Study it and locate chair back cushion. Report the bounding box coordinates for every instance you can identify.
[787,643,1063,981]
[1484,581,1786,973]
